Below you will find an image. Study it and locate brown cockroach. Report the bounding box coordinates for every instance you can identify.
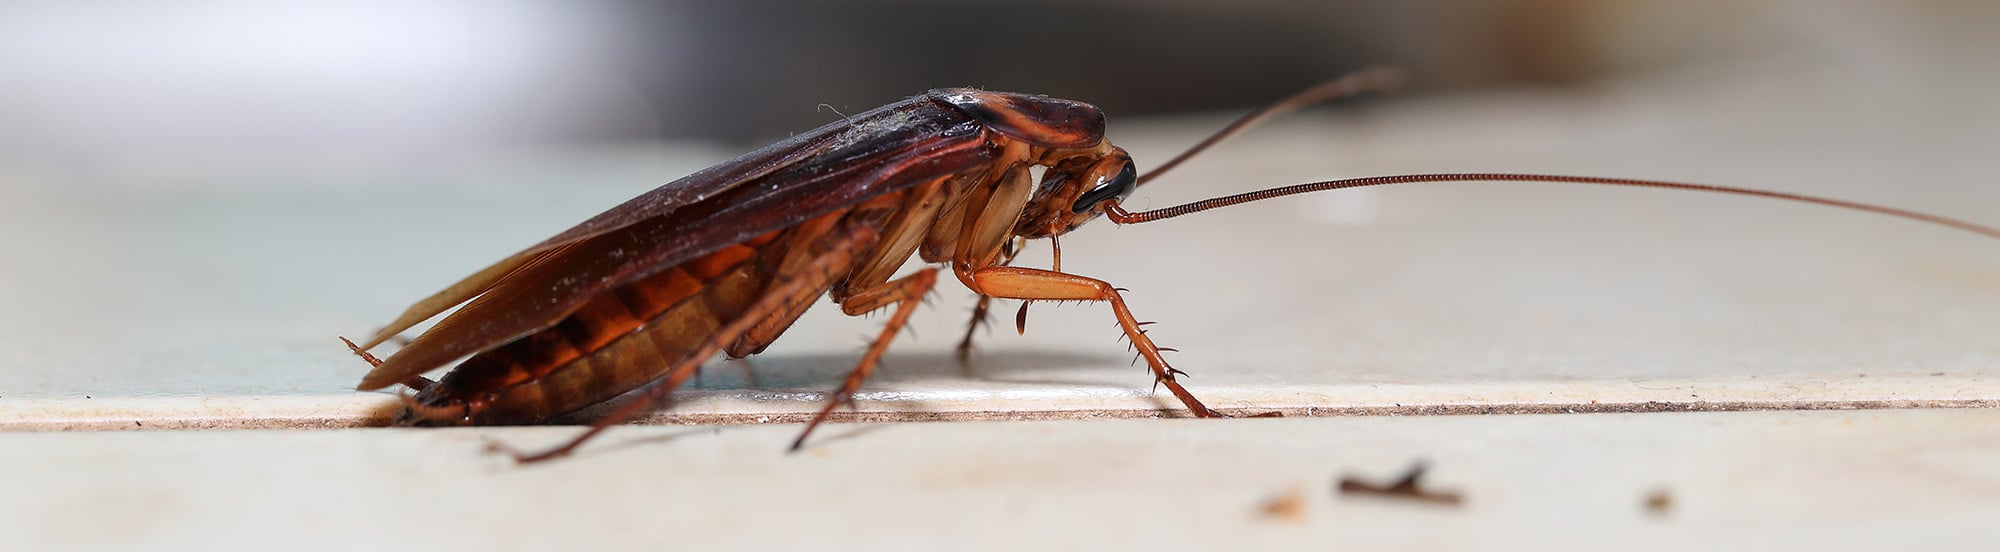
[343,69,2000,462]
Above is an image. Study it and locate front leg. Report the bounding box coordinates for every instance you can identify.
[963,266,1227,418]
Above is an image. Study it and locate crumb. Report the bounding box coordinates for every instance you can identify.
[1258,485,1307,522]
[1337,461,1463,506]
[1644,489,1673,517]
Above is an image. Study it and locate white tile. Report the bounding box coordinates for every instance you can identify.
[2,410,1996,550]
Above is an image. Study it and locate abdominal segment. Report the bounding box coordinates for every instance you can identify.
[416,227,800,425]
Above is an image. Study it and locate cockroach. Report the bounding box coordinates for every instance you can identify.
[343,68,2000,462]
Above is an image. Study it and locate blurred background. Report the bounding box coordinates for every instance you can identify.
[3,0,1999,398]
[3,0,1996,188]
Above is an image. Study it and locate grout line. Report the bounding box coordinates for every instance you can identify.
[3,397,1993,432]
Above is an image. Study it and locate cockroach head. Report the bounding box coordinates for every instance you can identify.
[1018,147,1137,238]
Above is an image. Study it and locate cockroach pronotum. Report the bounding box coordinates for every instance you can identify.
[342,68,2000,462]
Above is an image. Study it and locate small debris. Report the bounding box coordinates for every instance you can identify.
[1257,485,1308,522]
[1644,489,1674,517]
[1336,461,1463,506]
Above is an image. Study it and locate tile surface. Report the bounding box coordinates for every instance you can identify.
[3,410,1997,550]
[1,38,1998,552]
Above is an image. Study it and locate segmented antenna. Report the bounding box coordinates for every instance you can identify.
[1106,173,2000,240]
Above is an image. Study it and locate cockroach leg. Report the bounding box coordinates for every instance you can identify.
[966,266,1227,418]
[955,294,997,365]
[395,389,464,422]
[401,375,438,393]
[1046,234,1062,273]
[791,268,942,452]
[954,237,1027,365]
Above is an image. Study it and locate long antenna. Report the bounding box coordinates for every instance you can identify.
[1103,173,2000,240]
[1136,67,1406,187]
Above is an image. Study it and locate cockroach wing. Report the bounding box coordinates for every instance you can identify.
[356,94,997,390]
[358,119,849,352]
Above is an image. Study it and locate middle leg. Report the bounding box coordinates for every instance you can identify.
[954,237,1027,364]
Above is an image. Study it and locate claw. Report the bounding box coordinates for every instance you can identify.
[486,436,582,464]
[481,439,514,456]
[481,439,537,463]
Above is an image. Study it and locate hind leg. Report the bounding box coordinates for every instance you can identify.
[789,268,940,451]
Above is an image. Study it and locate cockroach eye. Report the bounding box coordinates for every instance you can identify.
[1072,160,1137,213]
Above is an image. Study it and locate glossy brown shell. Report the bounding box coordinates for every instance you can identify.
[358,92,1026,390]
[930,89,1106,150]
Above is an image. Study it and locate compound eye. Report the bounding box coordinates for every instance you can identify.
[1070,160,1137,214]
